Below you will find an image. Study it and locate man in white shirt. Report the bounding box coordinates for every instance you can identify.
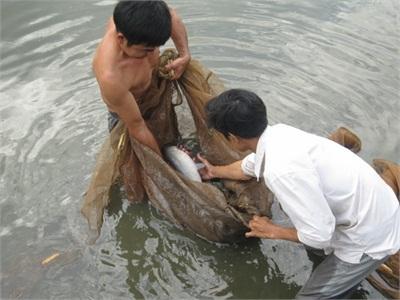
[197,89,400,298]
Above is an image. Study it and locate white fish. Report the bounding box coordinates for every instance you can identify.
[163,146,203,182]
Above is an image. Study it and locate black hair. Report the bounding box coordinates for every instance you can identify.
[113,0,171,47]
[205,89,268,139]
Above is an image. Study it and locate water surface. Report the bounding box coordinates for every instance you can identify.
[1,0,399,298]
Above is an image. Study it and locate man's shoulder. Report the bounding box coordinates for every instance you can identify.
[92,32,120,80]
[92,44,118,81]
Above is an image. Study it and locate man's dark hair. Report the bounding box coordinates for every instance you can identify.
[113,0,171,47]
[206,89,268,139]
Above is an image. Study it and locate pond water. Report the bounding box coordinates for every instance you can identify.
[1,0,399,299]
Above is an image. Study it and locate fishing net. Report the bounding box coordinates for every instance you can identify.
[82,49,273,243]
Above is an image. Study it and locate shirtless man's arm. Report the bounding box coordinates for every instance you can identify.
[166,8,191,79]
[100,76,161,156]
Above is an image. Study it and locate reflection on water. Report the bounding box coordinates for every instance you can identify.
[1,0,398,298]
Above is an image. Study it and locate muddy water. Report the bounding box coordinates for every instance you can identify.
[1,0,398,298]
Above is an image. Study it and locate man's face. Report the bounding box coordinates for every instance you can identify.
[125,44,160,59]
[119,36,160,59]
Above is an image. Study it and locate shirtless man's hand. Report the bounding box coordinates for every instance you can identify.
[92,1,190,156]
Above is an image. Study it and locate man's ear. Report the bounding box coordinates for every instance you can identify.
[116,33,125,46]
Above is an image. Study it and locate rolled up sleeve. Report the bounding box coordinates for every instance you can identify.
[270,170,335,250]
[241,153,256,177]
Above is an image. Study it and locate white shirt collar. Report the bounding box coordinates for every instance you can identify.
[254,125,272,181]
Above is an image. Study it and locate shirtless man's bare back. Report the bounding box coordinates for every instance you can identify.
[92,1,190,155]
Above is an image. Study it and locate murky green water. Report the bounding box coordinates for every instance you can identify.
[1,0,399,299]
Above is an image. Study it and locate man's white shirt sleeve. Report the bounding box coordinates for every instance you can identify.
[268,169,336,250]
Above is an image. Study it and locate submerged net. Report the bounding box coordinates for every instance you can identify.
[82,49,273,243]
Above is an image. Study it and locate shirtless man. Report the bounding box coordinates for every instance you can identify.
[92,1,190,155]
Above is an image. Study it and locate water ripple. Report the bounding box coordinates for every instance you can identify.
[13,16,94,46]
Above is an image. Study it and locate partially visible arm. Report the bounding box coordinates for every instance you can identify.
[170,8,190,59]
[166,8,191,79]
[100,78,161,156]
[245,216,300,243]
[197,155,251,181]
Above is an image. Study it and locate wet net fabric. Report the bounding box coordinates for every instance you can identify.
[82,49,273,243]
